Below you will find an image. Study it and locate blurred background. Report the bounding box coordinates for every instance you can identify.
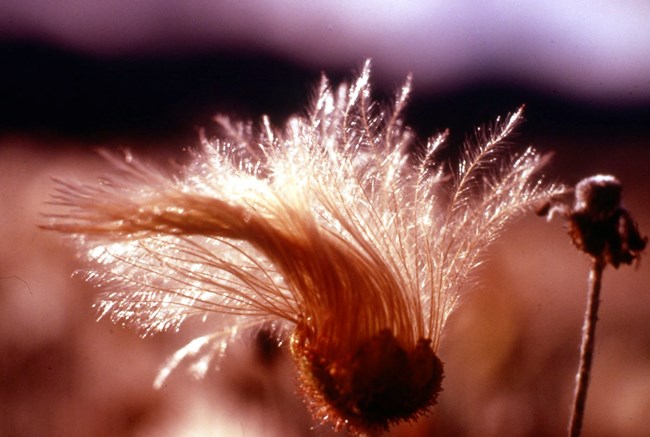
[0,1,648,436]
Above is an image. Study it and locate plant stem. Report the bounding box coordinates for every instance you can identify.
[568,256,605,437]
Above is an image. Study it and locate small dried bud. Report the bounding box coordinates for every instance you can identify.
[542,174,647,267]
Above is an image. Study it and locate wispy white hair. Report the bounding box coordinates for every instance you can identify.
[44,60,563,432]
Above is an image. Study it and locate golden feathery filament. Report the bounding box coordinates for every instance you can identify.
[43,60,564,434]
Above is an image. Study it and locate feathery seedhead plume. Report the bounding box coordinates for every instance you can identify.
[43,60,563,434]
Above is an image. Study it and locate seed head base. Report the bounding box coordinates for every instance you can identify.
[291,326,444,433]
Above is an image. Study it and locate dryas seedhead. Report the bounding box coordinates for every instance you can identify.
[43,61,563,434]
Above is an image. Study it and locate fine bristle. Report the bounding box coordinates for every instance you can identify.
[42,60,564,433]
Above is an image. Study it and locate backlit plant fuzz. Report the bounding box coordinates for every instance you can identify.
[43,61,563,434]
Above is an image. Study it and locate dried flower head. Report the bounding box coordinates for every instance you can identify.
[539,174,647,267]
[43,61,563,434]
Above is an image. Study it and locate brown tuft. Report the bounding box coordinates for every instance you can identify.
[567,175,646,267]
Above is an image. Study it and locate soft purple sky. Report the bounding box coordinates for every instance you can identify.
[2,0,649,102]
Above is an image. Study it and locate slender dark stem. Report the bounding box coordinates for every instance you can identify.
[568,256,605,437]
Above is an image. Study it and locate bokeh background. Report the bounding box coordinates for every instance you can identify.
[1,1,649,436]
